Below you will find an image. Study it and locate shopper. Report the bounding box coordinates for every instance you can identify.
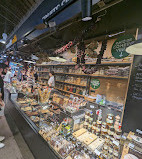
[4,67,13,83]
[0,64,4,100]
[48,71,55,88]
[0,64,5,148]
[34,70,38,82]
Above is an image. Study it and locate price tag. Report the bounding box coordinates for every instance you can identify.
[90,105,95,109]
[128,143,134,148]
[74,119,80,124]
[122,135,126,140]
[113,140,119,146]
[94,149,100,156]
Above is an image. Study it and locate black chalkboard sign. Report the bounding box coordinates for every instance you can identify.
[122,55,142,133]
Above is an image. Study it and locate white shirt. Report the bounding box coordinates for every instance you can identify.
[0,101,5,116]
[48,76,55,87]
[4,71,13,83]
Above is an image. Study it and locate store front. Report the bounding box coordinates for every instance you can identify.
[4,0,142,159]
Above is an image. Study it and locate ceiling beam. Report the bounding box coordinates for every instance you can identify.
[0,13,16,26]
[0,4,21,21]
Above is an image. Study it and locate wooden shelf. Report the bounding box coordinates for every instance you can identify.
[38,82,47,86]
[55,80,86,87]
[36,61,131,67]
[90,75,128,79]
[37,71,49,73]
[39,73,128,80]
[40,77,49,80]
[55,88,85,98]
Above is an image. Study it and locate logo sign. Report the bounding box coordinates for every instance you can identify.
[91,79,100,89]
[111,34,135,59]
[42,0,74,23]
[12,35,17,44]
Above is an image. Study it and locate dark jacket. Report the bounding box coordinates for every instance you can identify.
[0,75,4,100]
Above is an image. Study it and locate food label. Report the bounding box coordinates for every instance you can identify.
[113,140,119,146]
[94,149,100,156]
[122,135,126,140]
[128,143,134,148]
[90,105,95,109]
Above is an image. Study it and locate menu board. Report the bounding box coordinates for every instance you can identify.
[122,55,142,133]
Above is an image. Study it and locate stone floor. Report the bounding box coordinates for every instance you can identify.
[0,116,35,159]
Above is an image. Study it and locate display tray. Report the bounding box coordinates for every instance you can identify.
[6,92,60,159]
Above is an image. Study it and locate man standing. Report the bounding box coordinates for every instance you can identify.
[0,64,5,148]
[4,67,13,84]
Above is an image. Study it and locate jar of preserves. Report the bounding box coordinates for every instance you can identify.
[105,135,110,144]
[108,126,115,137]
[106,118,113,126]
[107,114,114,120]
[114,129,122,140]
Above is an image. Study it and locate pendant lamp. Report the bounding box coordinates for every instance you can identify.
[81,0,92,21]
[126,28,142,55]
[126,39,142,55]
[49,56,67,62]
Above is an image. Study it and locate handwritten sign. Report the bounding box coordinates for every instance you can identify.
[122,55,142,132]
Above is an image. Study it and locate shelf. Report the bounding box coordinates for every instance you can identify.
[87,100,122,112]
[37,71,49,73]
[38,82,47,86]
[40,77,49,80]
[90,75,128,79]
[55,80,86,87]
[39,73,128,80]
[36,61,131,67]
[55,88,85,98]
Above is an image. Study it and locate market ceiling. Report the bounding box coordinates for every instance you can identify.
[1,0,142,56]
[0,0,41,50]
[18,0,142,55]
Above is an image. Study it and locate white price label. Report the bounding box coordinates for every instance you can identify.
[122,135,126,140]
[94,149,100,156]
[128,143,134,148]
[113,140,119,146]
[74,119,80,124]
[90,105,95,109]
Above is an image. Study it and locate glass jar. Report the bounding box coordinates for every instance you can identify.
[106,118,113,126]
[108,126,115,137]
[89,117,93,125]
[92,126,96,134]
[96,127,101,136]
[114,129,122,140]
[105,135,110,144]
[88,124,92,132]
[107,114,114,120]
[93,122,97,127]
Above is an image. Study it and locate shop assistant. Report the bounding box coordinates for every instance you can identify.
[48,71,55,88]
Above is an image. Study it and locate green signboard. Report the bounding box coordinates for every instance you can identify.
[111,34,135,59]
[91,79,100,89]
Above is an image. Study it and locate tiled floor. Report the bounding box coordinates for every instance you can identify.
[0,116,35,159]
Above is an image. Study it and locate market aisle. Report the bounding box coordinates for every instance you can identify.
[0,116,24,159]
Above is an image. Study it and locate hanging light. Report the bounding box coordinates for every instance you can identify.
[49,56,67,62]
[126,39,142,55]
[81,0,92,21]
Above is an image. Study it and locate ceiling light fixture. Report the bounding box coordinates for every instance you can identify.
[126,39,142,55]
[49,56,67,62]
[108,31,125,37]
[81,0,92,21]
[0,39,6,44]
[126,29,142,55]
